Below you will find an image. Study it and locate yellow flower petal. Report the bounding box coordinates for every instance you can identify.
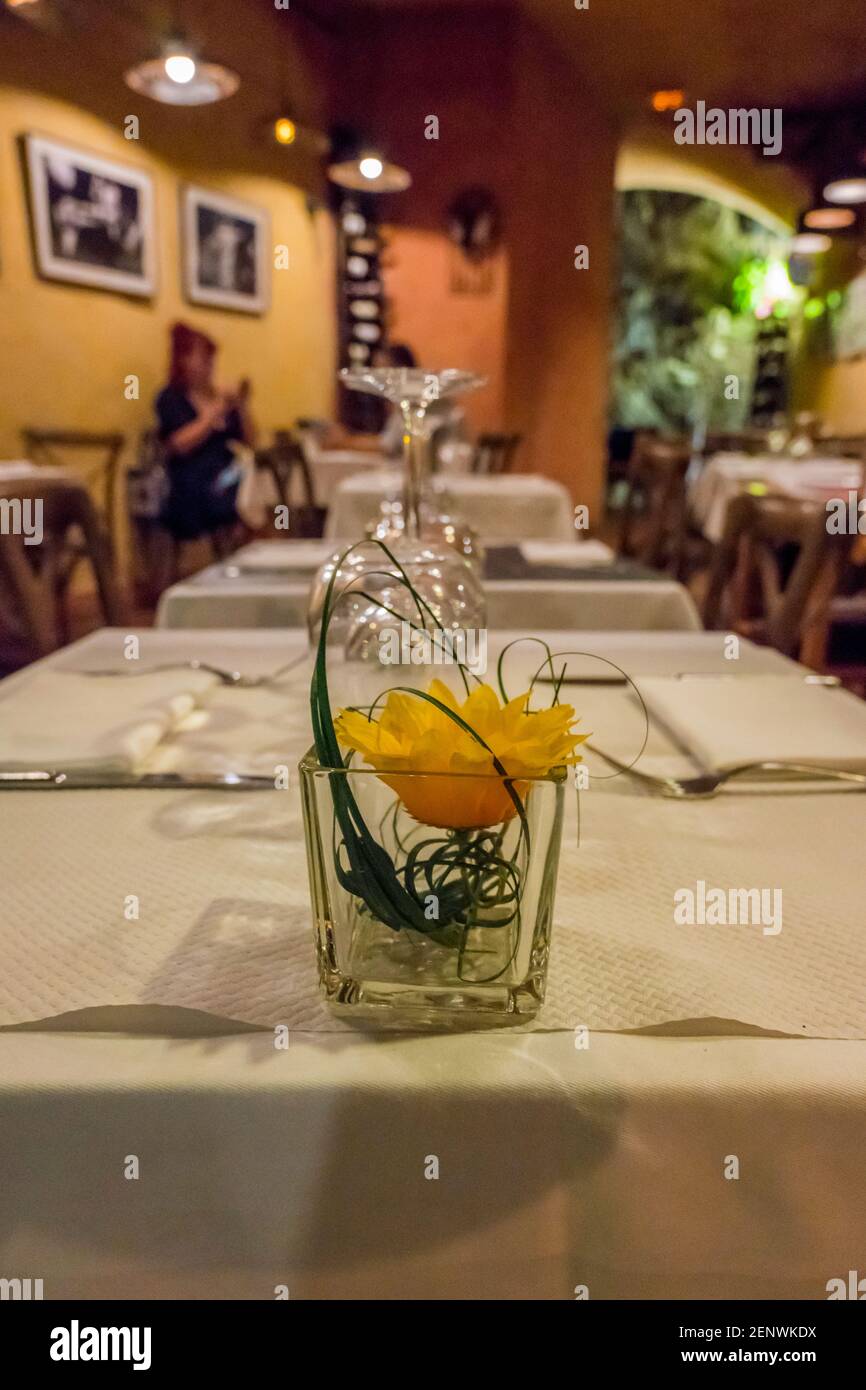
[334,679,588,829]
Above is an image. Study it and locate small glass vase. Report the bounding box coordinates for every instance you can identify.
[300,751,566,1028]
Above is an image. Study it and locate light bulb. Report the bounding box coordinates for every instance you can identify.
[164,53,197,85]
[359,156,384,181]
[274,117,297,145]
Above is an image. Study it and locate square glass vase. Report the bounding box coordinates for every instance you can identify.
[300,750,566,1028]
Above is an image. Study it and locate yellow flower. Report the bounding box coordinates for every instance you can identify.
[334,679,587,829]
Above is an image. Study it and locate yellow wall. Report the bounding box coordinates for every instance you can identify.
[0,87,336,568]
[807,358,866,433]
[795,243,866,433]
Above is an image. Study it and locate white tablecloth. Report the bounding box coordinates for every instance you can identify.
[157,542,700,632]
[250,452,385,511]
[326,470,577,542]
[1,627,864,1298]
[690,453,863,541]
[0,459,72,485]
[309,452,386,508]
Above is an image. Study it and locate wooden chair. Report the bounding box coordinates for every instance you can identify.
[0,480,122,658]
[471,433,522,476]
[801,519,866,693]
[702,491,846,659]
[256,433,326,537]
[617,433,700,572]
[21,429,126,539]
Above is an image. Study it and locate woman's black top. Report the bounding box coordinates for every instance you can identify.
[155,385,243,539]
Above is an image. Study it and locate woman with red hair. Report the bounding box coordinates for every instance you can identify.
[155,322,255,542]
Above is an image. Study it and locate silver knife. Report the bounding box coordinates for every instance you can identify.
[0,770,281,791]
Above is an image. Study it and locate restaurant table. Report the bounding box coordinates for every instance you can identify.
[1,626,864,1300]
[325,469,577,542]
[690,452,864,542]
[156,541,700,632]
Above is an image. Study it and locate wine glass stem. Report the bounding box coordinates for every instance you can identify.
[401,407,427,540]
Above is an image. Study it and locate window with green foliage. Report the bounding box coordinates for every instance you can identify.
[611,190,786,434]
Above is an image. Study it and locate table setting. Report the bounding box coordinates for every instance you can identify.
[2,615,866,1297]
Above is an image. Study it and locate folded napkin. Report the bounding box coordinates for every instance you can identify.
[234,541,337,573]
[0,669,217,774]
[519,540,614,567]
[638,675,866,774]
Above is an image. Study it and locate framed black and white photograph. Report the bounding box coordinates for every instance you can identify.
[181,184,270,314]
[24,133,156,297]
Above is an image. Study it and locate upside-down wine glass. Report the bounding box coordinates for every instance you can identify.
[307,368,488,664]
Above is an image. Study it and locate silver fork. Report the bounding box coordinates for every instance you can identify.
[586,742,866,799]
[74,657,306,689]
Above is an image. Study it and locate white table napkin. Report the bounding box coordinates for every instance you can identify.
[638,675,866,773]
[0,669,217,773]
[519,540,614,567]
[232,542,337,573]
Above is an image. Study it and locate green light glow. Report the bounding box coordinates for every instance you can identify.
[734,256,795,316]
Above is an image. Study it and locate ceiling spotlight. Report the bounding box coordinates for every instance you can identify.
[126,38,239,106]
[359,155,384,180]
[803,206,856,230]
[823,177,866,205]
[274,117,297,146]
[789,231,832,255]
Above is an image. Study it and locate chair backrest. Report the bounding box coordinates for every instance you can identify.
[702,491,847,657]
[256,435,325,537]
[814,436,866,461]
[617,433,692,567]
[21,429,126,533]
[0,480,122,657]
[472,433,522,475]
[701,428,769,457]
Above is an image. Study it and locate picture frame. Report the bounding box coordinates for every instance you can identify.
[23,133,157,298]
[181,184,270,315]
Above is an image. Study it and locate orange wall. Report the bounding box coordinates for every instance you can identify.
[502,22,616,518]
[381,226,508,433]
